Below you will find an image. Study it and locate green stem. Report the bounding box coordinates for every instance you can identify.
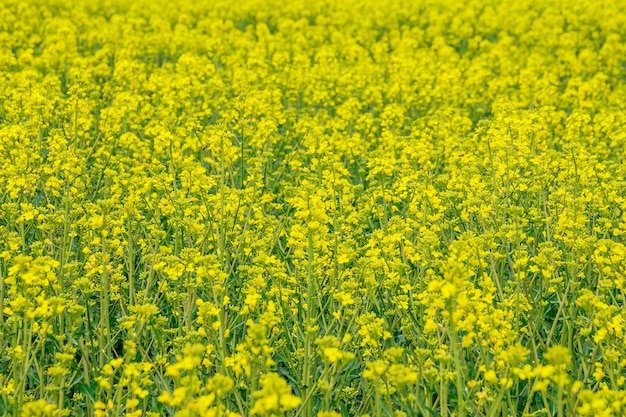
[302,228,316,417]
[448,303,466,417]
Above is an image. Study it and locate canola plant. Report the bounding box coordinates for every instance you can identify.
[1,0,626,416]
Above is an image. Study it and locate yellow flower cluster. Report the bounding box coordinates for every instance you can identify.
[2,0,626,415]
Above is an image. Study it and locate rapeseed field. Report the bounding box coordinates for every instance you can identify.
[2,0,626,415]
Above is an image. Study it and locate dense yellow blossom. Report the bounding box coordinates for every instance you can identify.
[2,0,626,415]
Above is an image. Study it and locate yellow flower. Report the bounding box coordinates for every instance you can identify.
[250,373,301,415]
